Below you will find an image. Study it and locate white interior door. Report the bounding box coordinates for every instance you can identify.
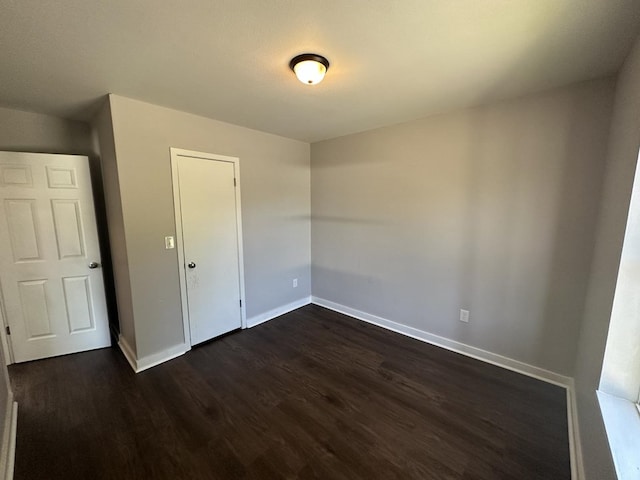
[177,155,242,345]
[0,152,110,363]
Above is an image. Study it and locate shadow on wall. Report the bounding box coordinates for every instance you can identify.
[311,265,403,317]
[535,94,610,373]
[87,155,119,340]
[455,93,609,373]
[311,79,613,375]
[311,215,384,225]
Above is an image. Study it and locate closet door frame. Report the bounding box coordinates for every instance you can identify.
[170,147,247,348]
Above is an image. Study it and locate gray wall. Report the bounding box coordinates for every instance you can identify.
[574,34,640,480]
[92,100,135,351]
[311,78,615,376]
[107,95,311,360]
[0,106,92,155]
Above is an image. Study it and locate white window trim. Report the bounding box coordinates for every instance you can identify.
[598,391,640,480]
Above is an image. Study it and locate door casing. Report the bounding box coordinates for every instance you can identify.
[170,148,247,348]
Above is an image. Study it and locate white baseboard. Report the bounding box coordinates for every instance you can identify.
[117,335,138,372]
[246,296,312,328]
[311,296,582,477]
[0,396,17,480]
[312,297,572,387]
[566,381,585,480]
[136,343,189,372]
[117,295,314,373]
[118,335,189,373]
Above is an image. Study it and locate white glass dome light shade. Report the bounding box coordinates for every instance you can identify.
[289,54,330,85]
[293,59,327,84]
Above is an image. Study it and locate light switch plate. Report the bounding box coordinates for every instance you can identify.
[165,236,175,249]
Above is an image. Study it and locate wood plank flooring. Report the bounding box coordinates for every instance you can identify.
[9,304,570,479]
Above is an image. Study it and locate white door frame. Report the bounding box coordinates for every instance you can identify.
[0,290,13,365]
[169,148,247,348]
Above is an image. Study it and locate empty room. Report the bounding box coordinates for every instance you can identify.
[0,1,640,479]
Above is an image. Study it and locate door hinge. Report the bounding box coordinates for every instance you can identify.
[239,299,242,308]
[234,178,237,187]
[5,326,10,336]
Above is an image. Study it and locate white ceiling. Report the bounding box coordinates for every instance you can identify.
[1,1,639,142]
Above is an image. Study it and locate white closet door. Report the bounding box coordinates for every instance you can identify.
[177,155,242,345]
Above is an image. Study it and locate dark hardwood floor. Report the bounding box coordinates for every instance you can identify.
[9,304,570,479]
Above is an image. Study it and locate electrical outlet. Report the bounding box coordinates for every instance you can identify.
[459,309,470,323]
[293,278,298,288]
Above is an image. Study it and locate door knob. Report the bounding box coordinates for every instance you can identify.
[188,262,196,269]
[88,262,100,269]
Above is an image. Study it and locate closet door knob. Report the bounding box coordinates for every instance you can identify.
[188,262,196,269]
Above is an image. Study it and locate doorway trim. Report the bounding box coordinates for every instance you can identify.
[0,293,13,365]
[169,148,247,348]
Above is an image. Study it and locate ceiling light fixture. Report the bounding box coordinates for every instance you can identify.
[289,53,330,85]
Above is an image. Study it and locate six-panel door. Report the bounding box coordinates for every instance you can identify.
[0,152,110,363]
